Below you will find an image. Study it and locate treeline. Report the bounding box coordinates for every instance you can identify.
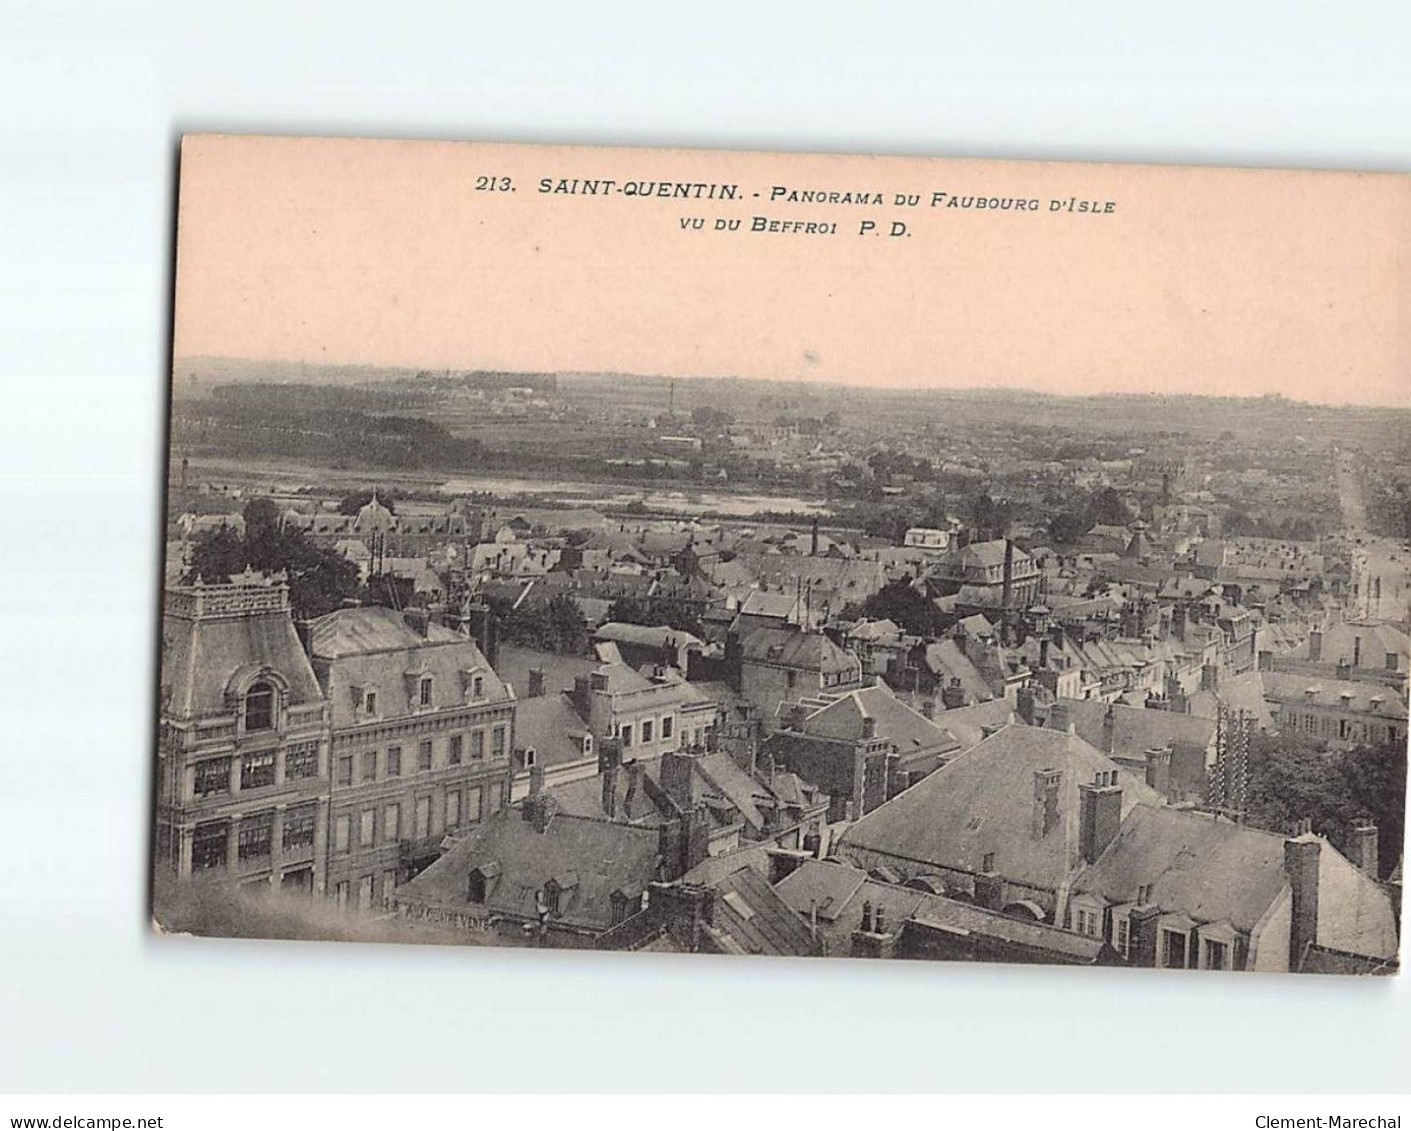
[177,385,484,470]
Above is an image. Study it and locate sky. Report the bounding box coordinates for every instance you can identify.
[173,135,1409,407]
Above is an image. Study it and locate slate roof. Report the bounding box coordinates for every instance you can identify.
[798,685,960,762]
[162,594,325,719]
[705,867,822,957]
[1054,698,1216,759]
[929,697,1017,752]
[921,639,994,703]
[1186,670,1276,731]
[308,607,505,728]
[513,693,592,769]
[1261,672,1408,719]
[1070,805,1295,933]
[837,724,1162,891]
[740,627,861,677]
[493,644,599,698]
[775,859,1105,961]
[394,808,661,934]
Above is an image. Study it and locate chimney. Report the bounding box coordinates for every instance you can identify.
[527,667,546,698]
[941,677,966,710]
[1032,768,1063,839]
[1079,771,1124,862]
[1048,702,1071,733]
[624,759,644,816]
[571,675,592,720]
[1284,823,1321,971]
[920,698,936,720]
[1308,629,1322,662]
[1001,538,1015,611]
[1039,638,1050,669]
[1144,747,1172,799]
[974,857,1006,911]
[601,762,620,819]
[528,762,545,800]
[403,607,430,637]
[1101,704,1117,755]
[861,716,876,740]
[1016,686,1038,726]
[1128,897,1162,968]
[597,735,623,776]
[293,618,314,658]
[684,800,711,871]
[1353,635,1362,668]
[851,901,897,958]
[811,514,820,557]
[660,749,696,813]
[1200,663,1219,692]
[1349,817,1379,879]
[467,601,499,669]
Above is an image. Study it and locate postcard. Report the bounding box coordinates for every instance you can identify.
[156,134,1407,973]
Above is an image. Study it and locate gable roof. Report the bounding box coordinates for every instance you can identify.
[705,867,822,957]
[799,685,960,761]
[1071,805,1294,932]
[1054,698,1216,759]
[740,627,860,676]
[513,693,592,769]
[837,723,1162,891]
[394,809,661,933]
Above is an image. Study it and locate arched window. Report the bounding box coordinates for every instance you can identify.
[245,681,275,731]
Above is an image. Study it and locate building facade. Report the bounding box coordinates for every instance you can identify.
[308,606,516,910]
[156,575,332,894]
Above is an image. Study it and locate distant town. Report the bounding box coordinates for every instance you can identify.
[153,361,1409,973]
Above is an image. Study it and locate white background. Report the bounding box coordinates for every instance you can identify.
[1,0,1409,1095]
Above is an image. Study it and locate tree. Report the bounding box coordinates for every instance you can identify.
[1048,510,1090,545]
[1086,487,1132,527]
[1244,735,1406,880]
[855,576,949,638]
[608,596,704,638]
[183,496,361,620]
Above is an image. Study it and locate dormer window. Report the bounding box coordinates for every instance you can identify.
[365,690,378,715]
[582,734,593,757]
[524,747,537,769]
[418,676,433,708]
[244,682,274,731]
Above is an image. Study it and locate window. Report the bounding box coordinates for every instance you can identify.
[358,876,373,911]
[361,750,377,783]
[192,821,228,872]
[241,751,275,791]
[285,743,318,780]
[1387,653,1399,672]
[419,676,433,707]
[335,881,349,909]
[384,803,400,843]
[336,755,353,787]
[382,870,397,902]
[641,720,654,744]
[1074,907,1100,937]
[1203,938,1229,971]
[334,814,351,854]
[446,789,462,828]
[471,731,485,760]
[486,783,502,815]
[468,870,488,903]
[238,812,273,862]
[193,757,231,798]
[524,746,537,768]
[359,808,375,848]
[661,715,674,740]
[1162,929,1189,970]
[414,796,431,840]
[1114,915,1130,958]
[786,670,797,690]
[466,785,483,824]
[543,880,562,916]
[364,690,378,715]
[982,852,996,873]
[472,675,485,699]
[621,724,633,748]
[386,746,402,777]
[418,740,433,772]
[244,682,274,731]
[449,735,463,765]
[492,726,506,758]
[283,806,316,850]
